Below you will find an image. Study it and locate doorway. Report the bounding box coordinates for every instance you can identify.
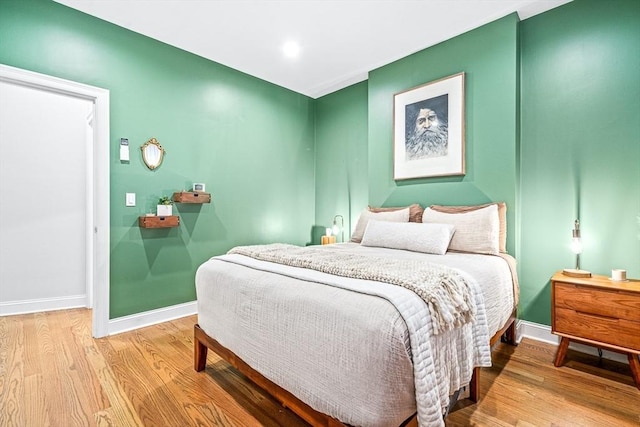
[0,65,110,337]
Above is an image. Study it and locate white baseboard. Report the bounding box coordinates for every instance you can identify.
[108,300,197,336]
[517,319,628,364]
[0,294,87,316]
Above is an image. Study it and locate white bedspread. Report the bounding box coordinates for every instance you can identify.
[229,243,478,335]
[196,244,515,427]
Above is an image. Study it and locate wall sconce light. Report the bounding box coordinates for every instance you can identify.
[332,214,344,243]
[562,219,592,278]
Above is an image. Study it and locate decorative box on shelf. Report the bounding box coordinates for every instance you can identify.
[172,191,211,204]
[139,215,180,228]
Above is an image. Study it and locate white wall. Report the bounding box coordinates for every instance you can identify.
[0,80,91,310]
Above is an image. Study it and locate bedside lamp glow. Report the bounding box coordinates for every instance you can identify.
[570,220,583,268]
[562,219,591,278]
[332,215,344,243]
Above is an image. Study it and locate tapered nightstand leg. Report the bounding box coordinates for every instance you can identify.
[627,354,640,390]
[554,337,570,367]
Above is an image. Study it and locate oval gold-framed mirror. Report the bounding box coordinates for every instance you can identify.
[141,137,165,170]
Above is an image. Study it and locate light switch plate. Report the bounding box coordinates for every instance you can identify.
[125,193,136,207]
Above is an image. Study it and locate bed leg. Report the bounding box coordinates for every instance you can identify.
[194,324,208,372]
[503,318,518,346]
[469,367,480,403]
[498,315,518,346]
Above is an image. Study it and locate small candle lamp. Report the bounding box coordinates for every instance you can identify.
[321,227,336,245]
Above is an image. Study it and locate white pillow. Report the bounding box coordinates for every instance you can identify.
[361,220,455,255]
[421,204,499,254]
[350,207,410,243]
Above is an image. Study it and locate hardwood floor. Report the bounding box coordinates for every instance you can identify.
[446,339,639,426]
[0,309,638,426]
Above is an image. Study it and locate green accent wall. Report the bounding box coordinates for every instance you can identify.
[315,0,639,326]
[314,81,368,241]
[0,0,316,318]
[518,0,640,324]
[367,14,519,254]
[3,0,638,327]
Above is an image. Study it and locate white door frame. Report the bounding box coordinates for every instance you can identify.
[0,64,110,338]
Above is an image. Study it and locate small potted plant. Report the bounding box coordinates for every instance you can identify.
[157,195,173,217]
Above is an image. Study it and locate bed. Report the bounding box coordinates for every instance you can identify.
[194,203,518,427]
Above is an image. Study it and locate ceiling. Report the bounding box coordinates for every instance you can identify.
[54,0,571,98]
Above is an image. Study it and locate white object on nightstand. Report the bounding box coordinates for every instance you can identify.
[612,269,627,281]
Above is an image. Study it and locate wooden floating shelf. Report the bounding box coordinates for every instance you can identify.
[139,215,180,228]
[173,191,211,204]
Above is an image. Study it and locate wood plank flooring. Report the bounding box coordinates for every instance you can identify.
[1,309,638,426]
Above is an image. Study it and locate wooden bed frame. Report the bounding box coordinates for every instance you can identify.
[194,310,518,427]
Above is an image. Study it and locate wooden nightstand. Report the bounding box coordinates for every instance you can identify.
[551,271,640,389]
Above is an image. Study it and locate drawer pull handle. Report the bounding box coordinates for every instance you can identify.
[575,310,618,321]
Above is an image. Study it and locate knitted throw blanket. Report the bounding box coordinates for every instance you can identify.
[228,244,477,334]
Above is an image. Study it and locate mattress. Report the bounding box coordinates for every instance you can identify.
[196,243,515,427]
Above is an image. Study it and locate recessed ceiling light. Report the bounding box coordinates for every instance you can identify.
[282,41,301,59]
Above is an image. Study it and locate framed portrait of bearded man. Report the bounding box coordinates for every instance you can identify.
[393,72,465,180]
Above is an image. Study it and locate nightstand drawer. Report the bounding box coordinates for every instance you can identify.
[551,271,640,390]
[555,307,640,351]
[554,283,640,322]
